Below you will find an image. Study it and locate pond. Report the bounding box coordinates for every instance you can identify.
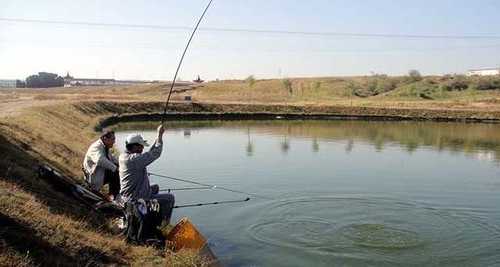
[115,120,500,266]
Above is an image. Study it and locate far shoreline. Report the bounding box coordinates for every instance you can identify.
[96,102,500,131]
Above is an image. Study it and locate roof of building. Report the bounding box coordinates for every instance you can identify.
[468,67,500,71]
[70,78,115,82]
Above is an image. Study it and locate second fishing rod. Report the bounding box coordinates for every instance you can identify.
[149,172,273,200]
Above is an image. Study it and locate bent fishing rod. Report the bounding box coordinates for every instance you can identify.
[153,0,267,203]
[161,0,214,124]
[149,172,273,200]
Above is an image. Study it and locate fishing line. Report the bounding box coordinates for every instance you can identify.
[173,197,250,209]
[159,186,212,192]
[161,0,213,123]
[149,172,273,200]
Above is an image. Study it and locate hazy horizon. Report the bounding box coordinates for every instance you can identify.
[2,0,500,81]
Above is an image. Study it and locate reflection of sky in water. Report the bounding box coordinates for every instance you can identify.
[471,151,497,163]
[114,120,500,266]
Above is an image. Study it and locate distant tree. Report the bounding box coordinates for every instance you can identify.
[282,78,293,95]
[245,75,256,88]
[408,69,422,82]
[26,72,64,88]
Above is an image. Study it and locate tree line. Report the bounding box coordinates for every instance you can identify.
[15,72,65,88]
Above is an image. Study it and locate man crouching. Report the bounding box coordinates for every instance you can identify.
[119,124,175,224]
[83,129,120,201]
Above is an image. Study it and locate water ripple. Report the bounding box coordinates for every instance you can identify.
[246,195,500,265]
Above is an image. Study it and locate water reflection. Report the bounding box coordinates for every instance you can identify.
[345,139,354,154]
[113,120,500,163]
[312,138,319,153]
[246,127,254,157]
[280,136,290,155]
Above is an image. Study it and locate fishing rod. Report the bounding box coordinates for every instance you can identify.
[159,186,212,192]
[161,0,214,123]
[148,172,273,200]
[173,197,250,209]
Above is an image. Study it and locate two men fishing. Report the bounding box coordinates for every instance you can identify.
[83,124,175,224]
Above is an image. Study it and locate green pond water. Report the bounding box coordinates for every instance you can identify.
[115,120,500,267]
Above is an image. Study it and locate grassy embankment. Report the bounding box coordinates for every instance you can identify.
[1,74,500,265]
[195,75,500,111]
[0,101,206,266]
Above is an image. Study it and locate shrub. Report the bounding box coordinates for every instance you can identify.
[471,76,500,90]
[440,75,469,91]
[351,76,398,97]
[312,81,321,91]
[245,75,256,88]
[282,78,293,95]
[375,78,397,94]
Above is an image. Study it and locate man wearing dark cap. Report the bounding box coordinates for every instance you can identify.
[83,129,121,201]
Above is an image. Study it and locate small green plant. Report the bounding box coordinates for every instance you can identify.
[245,75,256,88]
[346,81,357,96]
[409,84,418,96]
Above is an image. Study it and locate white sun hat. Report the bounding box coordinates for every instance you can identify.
[125,134,150,147]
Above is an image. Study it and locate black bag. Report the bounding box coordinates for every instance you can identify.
[124,199,164,246]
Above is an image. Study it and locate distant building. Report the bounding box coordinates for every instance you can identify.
[0,79,18,88]
[67,78,116,87]
[467,68,500,76]
[63,72,154,87]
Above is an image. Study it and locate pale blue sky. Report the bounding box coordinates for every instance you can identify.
[1,0,500,80]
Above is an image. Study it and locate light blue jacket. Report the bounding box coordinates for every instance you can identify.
[119,140,163,201]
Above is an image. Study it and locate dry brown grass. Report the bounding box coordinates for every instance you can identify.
[0,101,203,266]
[193,77,500,111]
[165,249,210,267]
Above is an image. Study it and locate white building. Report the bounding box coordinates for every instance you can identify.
[0,79,17,88]
[467,68,500,76]
[66,78,116,87]
[63,73,156,87]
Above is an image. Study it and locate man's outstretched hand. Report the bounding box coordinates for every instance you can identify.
[157,124,165,143]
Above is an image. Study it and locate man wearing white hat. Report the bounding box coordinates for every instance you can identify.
[119,124,175,223]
